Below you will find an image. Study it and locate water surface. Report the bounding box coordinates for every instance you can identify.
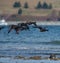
[0,25,60,57]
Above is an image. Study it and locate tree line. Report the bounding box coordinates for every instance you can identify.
[13,2,29,9]
[13,1,52,9]
[36,2,52,9]
[13,1,53,15]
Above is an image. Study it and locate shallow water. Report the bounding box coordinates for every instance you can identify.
[0,58,60,63]
[0,25,60,58]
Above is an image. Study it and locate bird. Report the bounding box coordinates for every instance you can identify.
[49,54,57,60]
[33,26,48,32]
[18,23,30,30]
[38,26,48,32]
[8,25,20,34]
[8,24,30,34]
[8,22,48,34]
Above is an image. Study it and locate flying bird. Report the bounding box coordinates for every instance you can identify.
[33,26,48,32]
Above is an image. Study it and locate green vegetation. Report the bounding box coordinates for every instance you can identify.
[13,2,21,8]
[13,1,52,9]
[18,8,22,15]
[35,1,52,9]
[35,1,42,9]
[24,2,29,9]
[12,1,53,15]
[42,2,49,9]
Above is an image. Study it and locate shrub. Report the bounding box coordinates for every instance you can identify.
[36,1,42,9]
[42,2,48,9]
[18,8,22,15]
[24,2,29,8]
[48,3,52,9]
[13,2,21,8]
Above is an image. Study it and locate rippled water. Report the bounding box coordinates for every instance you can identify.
[0,25,60,57]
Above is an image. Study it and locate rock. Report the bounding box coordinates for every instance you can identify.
[14,56,25,59]
[29,56,41,60]
[49,54,58,60]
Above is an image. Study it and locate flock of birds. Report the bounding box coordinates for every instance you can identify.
[0,22,48,34]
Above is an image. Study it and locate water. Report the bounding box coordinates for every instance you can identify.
[0,25,60,57]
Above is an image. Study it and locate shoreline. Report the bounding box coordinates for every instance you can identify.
[0,20,60,25]
[0,55,60,60]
